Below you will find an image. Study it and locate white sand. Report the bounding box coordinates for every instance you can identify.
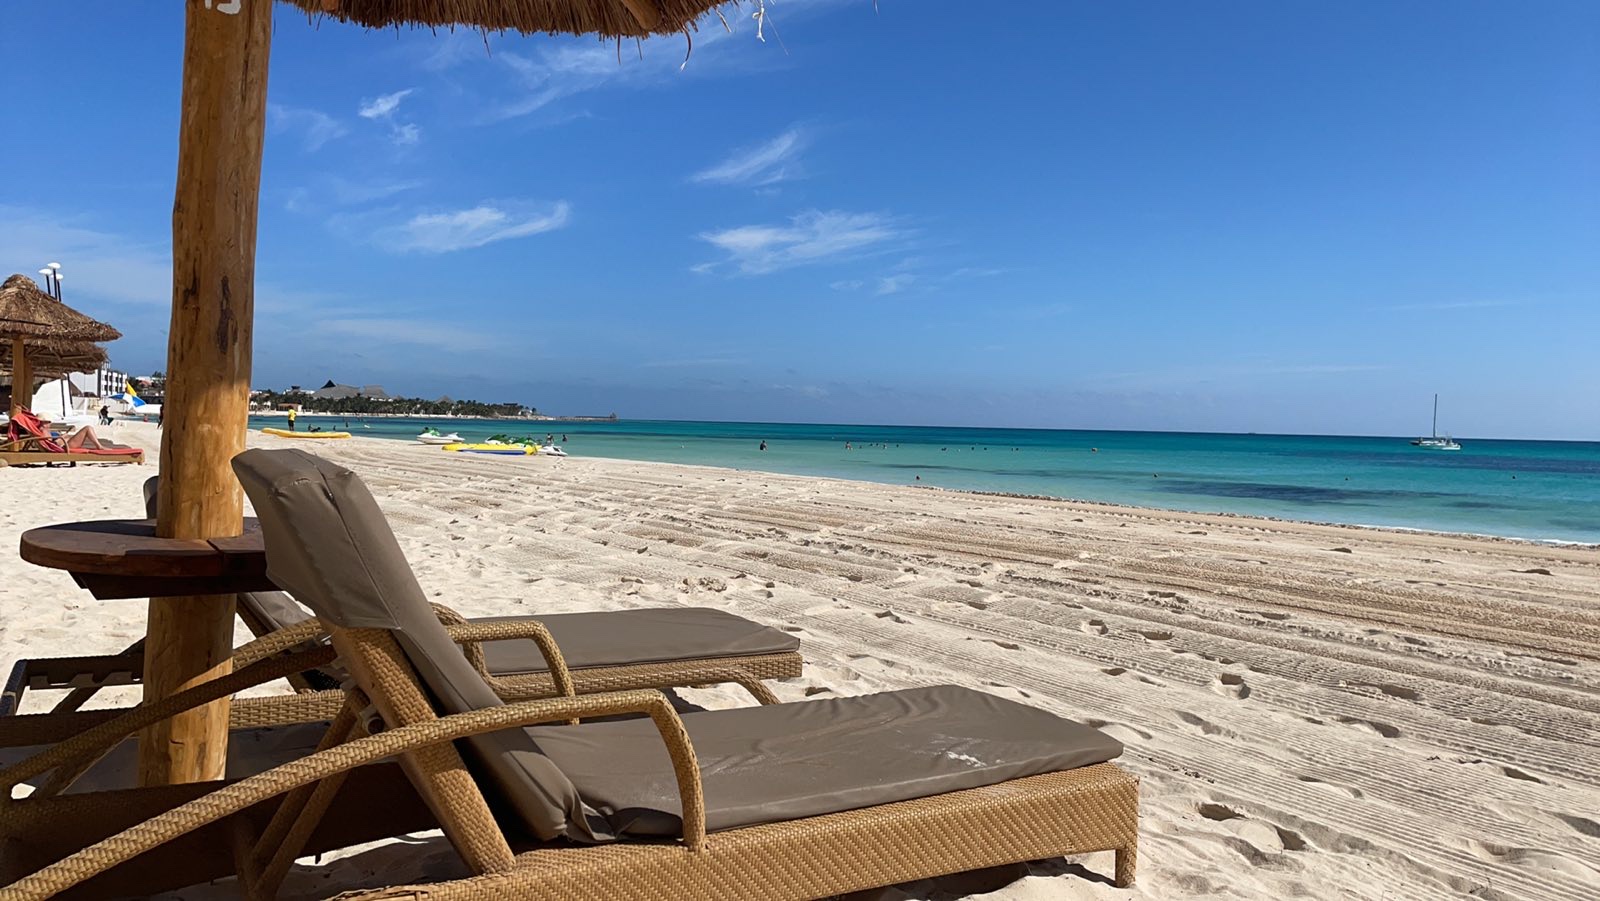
[2,423,1597,900]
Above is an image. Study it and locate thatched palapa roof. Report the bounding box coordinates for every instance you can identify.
[280,0,736,38]
[1,340,109,379]
[0,274,122,343]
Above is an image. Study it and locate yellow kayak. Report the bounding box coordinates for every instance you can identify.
[442,443,536,455]
[262,427,351,439]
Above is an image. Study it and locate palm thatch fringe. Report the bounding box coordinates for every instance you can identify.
[279,0,741,39]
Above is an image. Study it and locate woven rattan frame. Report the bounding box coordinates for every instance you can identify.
[0,617,1136,899]
[0,611,1135,898]
[344,765,1138,900]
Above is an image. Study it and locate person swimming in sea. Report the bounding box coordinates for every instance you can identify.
[759,440,767,451]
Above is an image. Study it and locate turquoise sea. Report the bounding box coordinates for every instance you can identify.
[249,417,1600,545]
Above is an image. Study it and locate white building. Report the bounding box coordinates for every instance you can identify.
[65,368,127,399]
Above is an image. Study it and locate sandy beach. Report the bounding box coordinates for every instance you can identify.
[2,423,1597,900]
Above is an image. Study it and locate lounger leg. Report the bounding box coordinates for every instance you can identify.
[1114,842,1137,887]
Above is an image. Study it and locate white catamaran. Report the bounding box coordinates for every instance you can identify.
[1411,394,1461,451]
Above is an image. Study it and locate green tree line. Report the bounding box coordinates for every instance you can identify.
[252,390,535,418]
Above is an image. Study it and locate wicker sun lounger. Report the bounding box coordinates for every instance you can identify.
[0,477,802,720]
[144,473,803,701]
[0,449,1137,899]
[0,450,1136,899]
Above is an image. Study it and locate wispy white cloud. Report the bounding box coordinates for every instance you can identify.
[397,0,857,124]
[875,274,915,295]
[829,279,864,292]
[357,89,422,146]
[691,127,808,186]
[316,318,505,353]
[373,201,572,253]
[285,176,424,213]
[948,267,1009,280]
[698,210,903,275]
[0,205,169,306]
[419,33,484,72]
[481,3,803,122]
[268,104,347,152]
[391,123,422,146]
[359,89,414,119]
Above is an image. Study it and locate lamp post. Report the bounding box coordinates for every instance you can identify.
[36,262,62,300]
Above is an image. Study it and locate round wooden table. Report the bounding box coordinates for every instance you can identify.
[18,517,277,786]
[19,517,273,600]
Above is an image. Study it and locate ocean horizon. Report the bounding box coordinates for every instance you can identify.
[248,416,1600,545]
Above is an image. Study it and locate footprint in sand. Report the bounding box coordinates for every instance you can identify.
[1137,629,1173,642]
[1081,619,1108,636]
[1554,813,1600,838]
[1178,712,1235,738]
[845,654,911,676]
[1101,667,1128,676]
[981,680,1031,700]
[1498,765,1544,784]
[1327,546,1354,554]
[1297,774,1364,800]
[872,610,909,625]
[1215,672,1251,700]
[1335,716,1400,739]
[1348,681,1421,702]
[982,638,1022,651]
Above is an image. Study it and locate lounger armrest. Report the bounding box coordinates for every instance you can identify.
[441,618,577,703]
[0,642,339,799]
[0,690,708,901]
[230,616,330,668]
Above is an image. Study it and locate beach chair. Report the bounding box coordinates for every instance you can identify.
[4,474,801,719]
[0,408,143,466]
[172,475,802,700]
[0,448,1137,899]
[0,617,435,899]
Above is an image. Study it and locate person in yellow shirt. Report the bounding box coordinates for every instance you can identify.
[287,407,297,432]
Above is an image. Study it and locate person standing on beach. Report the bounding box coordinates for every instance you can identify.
[287,408,297,432]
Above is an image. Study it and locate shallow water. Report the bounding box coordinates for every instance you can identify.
[252,416,1600,544]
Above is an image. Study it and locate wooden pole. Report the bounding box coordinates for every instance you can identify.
[144,0,272,786]
[8,337,27,419]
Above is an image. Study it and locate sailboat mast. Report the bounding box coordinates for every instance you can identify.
[1432,394,1438,439]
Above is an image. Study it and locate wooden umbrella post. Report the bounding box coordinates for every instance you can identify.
[144,0,272,786]
[8,336,28,419]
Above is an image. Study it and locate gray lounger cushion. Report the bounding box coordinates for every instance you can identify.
[479,608,798,675]
[233,448,608,843]
[152,474,797,677]
[533,684,1123,836]
[233,448,1124,848]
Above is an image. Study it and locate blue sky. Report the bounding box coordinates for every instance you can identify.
[2,1,1596,439]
